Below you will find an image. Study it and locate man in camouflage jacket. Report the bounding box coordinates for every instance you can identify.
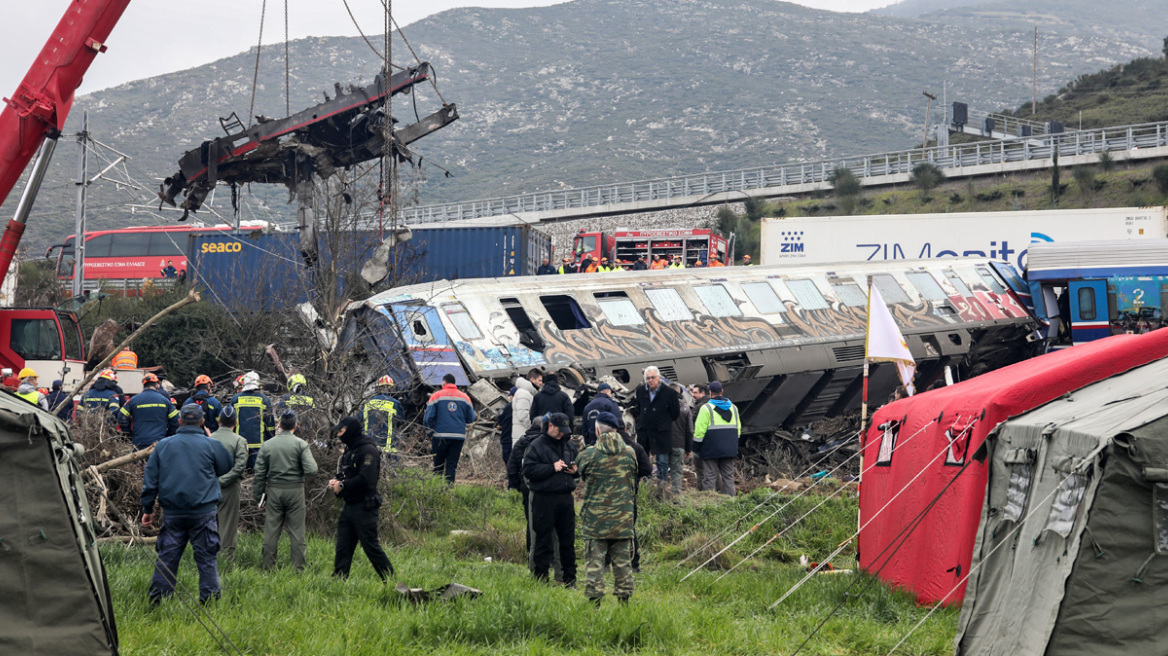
[576,411,639,605]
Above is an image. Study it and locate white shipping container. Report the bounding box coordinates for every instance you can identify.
[760,206,1168,271]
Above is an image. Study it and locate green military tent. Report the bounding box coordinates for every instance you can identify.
[0,392,118,654]
[955,357,1168,655]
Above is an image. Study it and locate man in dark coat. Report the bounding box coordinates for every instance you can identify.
[522,412,579,586]
[528,372,574,423]
[496,387,516,465]
[328,417,395,580]
[633,365,680,485]
[581,383,621,447]
[536,257,556,275]
[508,415,561,579]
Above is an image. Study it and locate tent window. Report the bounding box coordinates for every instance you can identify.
[832,283,868,307]
[906,272,948,302]
[1002,465,1034,523]
[875,420,901,466]
[1044,472,1090,538]
[742,282,785,315]
[871,274,911,305]
[784,279,829,310]
[442,303,482,340]
[1078,287,1097,321]
[540,295,592,331]
[694,285,741,317]
[1155,483,1168,555]
[645,288,693,322]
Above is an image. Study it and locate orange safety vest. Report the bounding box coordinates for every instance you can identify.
[585,262,599,273]
[709,260,726,267]
[650,260,667,270]
[112,349,138,369]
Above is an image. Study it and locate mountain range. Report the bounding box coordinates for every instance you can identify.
[10,0,1165,253]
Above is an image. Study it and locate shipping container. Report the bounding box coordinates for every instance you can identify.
[188,224,552,310]
[760,206,1168,272]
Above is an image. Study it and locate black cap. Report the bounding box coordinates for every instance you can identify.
[547,412,571,435]
[180,404,204,421]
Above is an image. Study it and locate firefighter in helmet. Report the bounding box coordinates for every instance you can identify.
[189,374,223,432]
[363,375,404,457]
[118,373,179,449]
[81,368,123,424]
[16,368,48,410]
[230,371,275,469]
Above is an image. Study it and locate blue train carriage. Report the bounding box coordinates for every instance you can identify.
[1027,240,1168,346]
[340,258,1039,434]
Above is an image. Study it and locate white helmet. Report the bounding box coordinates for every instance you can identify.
[241,371,260,391]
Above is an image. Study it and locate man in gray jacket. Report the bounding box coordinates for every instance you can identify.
[210,404,249,563]
[511,368,543,442]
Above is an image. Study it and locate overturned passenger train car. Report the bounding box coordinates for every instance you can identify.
[341,258,1039,434]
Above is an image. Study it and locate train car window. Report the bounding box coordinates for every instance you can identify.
[871,274,910,305]
[83,234,114,258]
[147,232,187,256]
[540,295,592,330]
[10,319,62,361]
[832,284,868,307]
[644,288,694,321]
[906,272,948,302]
[944,270,974,297]
[442,303,483,339]
[742,282,785,314]
[406,312,434,344]
[784,279,830,310]
[975,267,1006,294]
[694,285,742,317]
[108,232,151,258]
[1078,287,1097,321]
[500,298,546,350]
[597,298,644,326]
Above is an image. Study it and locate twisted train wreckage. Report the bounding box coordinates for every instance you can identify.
[338,257,1042,436]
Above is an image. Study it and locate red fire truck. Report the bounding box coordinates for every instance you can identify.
[571,228,734,267]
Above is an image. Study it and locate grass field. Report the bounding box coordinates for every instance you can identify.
[102,478,959,655]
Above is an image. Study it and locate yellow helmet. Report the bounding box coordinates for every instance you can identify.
[287,373,307,389]
[99,369,117,381]
[18,368,37,380]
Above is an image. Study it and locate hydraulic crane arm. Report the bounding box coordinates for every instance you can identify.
[0,0,132,284]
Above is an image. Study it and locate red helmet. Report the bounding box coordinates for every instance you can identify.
[98,368,117,381]
[194,374,213,387]
[377,375,393,388]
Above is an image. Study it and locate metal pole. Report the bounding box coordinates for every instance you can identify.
[1032,26,1038,115]
[922,91,936,148]
[72,112,89,297]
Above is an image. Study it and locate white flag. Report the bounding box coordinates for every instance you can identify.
[866,283,916,395]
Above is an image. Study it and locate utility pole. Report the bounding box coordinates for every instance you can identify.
[1032,26,1038,115]
[72,112,88,298]
[922,91,937,149]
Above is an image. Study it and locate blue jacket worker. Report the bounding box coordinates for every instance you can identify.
[82,369,123,423]
[189,374,223,432]
[141,403,233,605]
[423,373,477,484]
[363,375,404,455]
[44,379,73,422]
[581,383,621,447]
[119,373,178,449]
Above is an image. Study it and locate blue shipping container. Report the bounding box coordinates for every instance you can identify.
[188,225,552,310]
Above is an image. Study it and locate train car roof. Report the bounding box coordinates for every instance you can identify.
[1028,239,1168,280]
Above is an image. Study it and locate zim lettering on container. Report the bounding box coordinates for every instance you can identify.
[779,231,806,257]
[855,240,1024,270]
[200,241,244,254]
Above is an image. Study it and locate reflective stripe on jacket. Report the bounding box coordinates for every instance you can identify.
[230,391,275,448]
[693,398,741,460]
[363,394,402,452]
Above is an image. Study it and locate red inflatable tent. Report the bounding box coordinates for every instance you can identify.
[858,329,1168,605]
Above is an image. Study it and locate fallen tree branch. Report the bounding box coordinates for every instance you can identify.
[54,289,201,415]
[97,535,156,545]
[85,445,154,477]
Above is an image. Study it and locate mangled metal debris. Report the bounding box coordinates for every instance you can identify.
[394,582,482,604]
[158,64,458,220]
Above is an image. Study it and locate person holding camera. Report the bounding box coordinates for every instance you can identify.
[328,416,395,581]
[522,412,579,587]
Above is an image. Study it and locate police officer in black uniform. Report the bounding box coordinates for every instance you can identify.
[328,416,395,581]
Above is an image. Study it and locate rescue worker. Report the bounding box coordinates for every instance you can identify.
[45,379,72,421]
[522,412,579,587]
[582,255,598,274]
[253,410,318,571]
[189,374,223,432]
[692,381,741,496]
[15,368,48,410]
[581,383,621,447]
[529,371,574,423]
[496,386,516,465]
[578,411,638,605]
[362,375,403,457]
[650,254,667,270]
[741,254,753,266]
[632,254,649,271]
[119,373,179,449]
[278,373,319,440]
[329,417,395,581]
[709,255,725,267]
[210,405,248,563]
[558,257,577,275]
[693,259,706,268]
[423,373,477,484]
[512,368,543,442]
[141,404,233,605]
[669,255,685,269]
[596,257,614,273]
[81,368,123,426]
[112,347,138,370]
[230,371,275,469]
[536,257,556,275]
[669,382,694,495]
[633,365,680,486]
[161,260,178,279]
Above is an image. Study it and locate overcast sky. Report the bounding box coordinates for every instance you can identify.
[1,0,895,97]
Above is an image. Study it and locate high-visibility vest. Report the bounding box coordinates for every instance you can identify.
[709,261,726,267]
[596,265,613,272]
[16,390,40,405]
[363,397,399,452]
[112,349,138,369]
[585,263,599,273]
[650,261,667,270]
[669,262,685,269]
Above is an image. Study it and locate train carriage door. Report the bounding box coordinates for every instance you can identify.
[1068,280,1109,343]
[388,303,470,386]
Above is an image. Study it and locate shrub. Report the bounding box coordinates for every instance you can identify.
[1153,163,1168,194]
[1098,150,1116,171]
[910,162,944,194]
[1073,166,1097,196]
[949,193,963,204]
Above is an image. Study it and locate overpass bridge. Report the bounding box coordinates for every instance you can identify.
[393,117,1168,227]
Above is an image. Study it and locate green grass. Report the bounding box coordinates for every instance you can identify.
[103,482,959,655]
